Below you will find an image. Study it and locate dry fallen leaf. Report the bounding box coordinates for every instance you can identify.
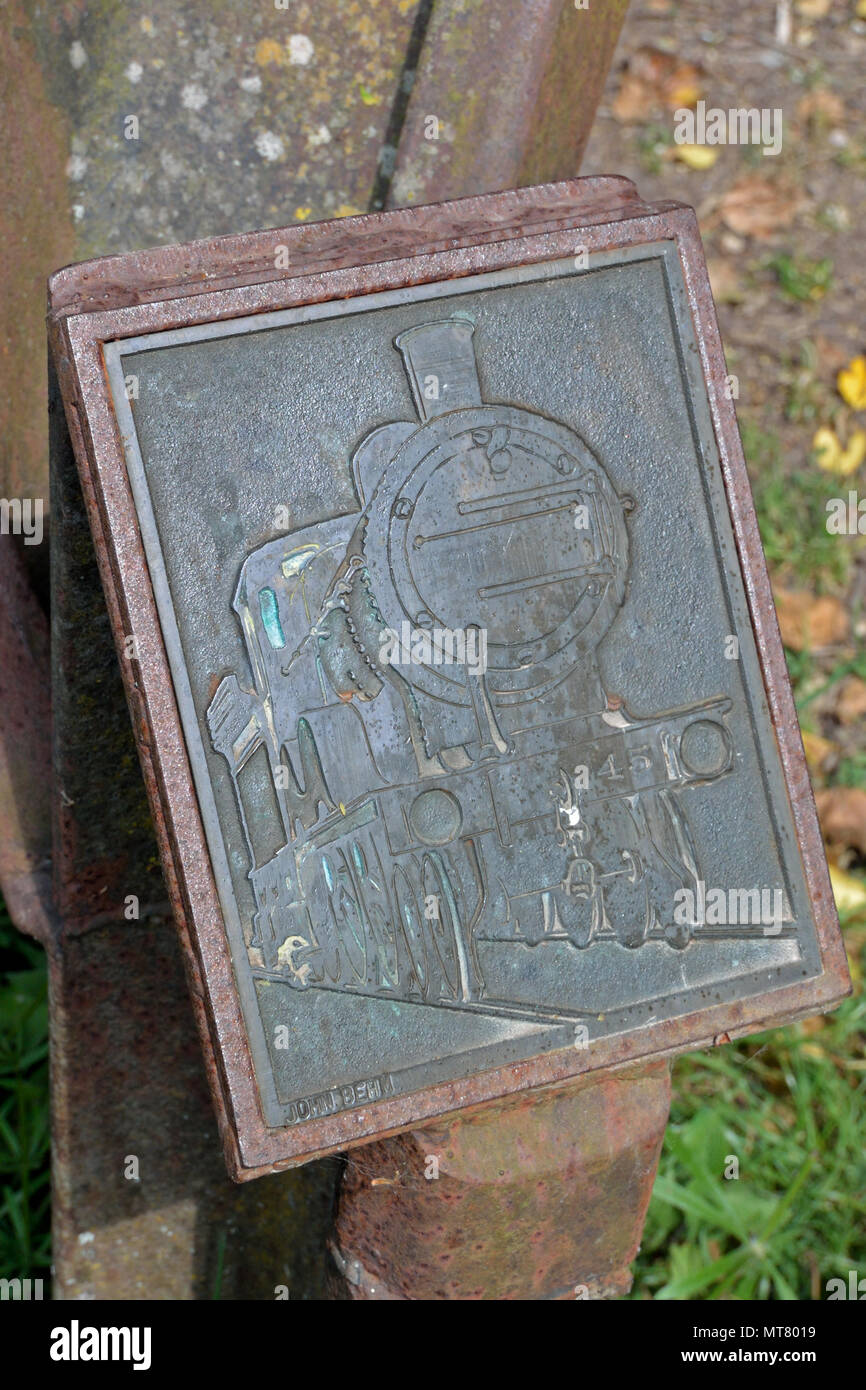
[813,335,849,372]
[800,1013,826,1036]
[707,258,745,304]
[795,0,833,16]
[835,676,866,726]
[816,787,866,857]
[797,88,845,125]
[837,356,866,410]
[774,587,849,650]
[718,175,804,239]
[719,231,746,256]
[813,425,866,476]
[612,74,653,124]
[612,46,703,123]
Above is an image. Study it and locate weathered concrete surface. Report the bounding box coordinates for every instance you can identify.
[28,0,421,256]
[2,0,423,506]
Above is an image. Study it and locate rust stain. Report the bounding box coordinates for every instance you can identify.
[0,0,76,501]
[0,538,55,946]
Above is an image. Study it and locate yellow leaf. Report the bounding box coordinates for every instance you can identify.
[294,207,312,221]
[857,0,866,17]
[829,864,866,914]
[813,426,842,470]
[844,429,866,472]
[669,81,702,107]
[801,729,836,771]
[675,144,719,170]
[837,355,866,410]
[813,425,866,476]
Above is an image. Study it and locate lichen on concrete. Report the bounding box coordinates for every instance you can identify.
[28,0,420,257]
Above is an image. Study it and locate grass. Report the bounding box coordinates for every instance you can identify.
[765,253,834,303]
[743,419,854,590]
[0,897,50,1282]
[632,915,866,1299]
[632,401,866,1298]
[833,139,866,175]
[836,750,866,788]
[795,648,866,715]
[781,339,834,426]
[636,121,675,175]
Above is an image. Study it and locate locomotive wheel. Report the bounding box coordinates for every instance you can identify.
[392,864,430,999]
[603,870,652,949]
[420,852,463,1000]
[555,865,599,950]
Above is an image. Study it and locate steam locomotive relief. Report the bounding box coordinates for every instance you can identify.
[206,318,750,1025]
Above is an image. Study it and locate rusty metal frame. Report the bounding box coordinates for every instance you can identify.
[48,176,850,1179]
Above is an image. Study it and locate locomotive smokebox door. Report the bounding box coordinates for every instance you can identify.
[49,178,850,1177]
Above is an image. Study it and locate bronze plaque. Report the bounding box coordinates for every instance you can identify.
[49,179,849,1176]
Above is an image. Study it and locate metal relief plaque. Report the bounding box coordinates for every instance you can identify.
[53,186,849,1173]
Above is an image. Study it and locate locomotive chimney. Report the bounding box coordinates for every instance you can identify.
[394,318,483,423]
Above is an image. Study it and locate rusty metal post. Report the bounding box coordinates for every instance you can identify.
[331,1062,669,1300]
[0,536,54,953]
[387,0,630,207]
